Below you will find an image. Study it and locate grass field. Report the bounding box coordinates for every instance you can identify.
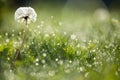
[0,6,120,80]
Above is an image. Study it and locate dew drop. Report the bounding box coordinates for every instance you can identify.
[58,22,62,26]
[55,58,58,62]
[70,34,76,40]
[12,34,15,37]
[35,58,39,62]
[41,59,45,64]
[35,62,39,66]
[48,70,55,76]
[6,39,9,43]
[43,53,47,57]
[51,16,54,19]
[84,72,89,78]
[12,29,14,32]
[64,32,67,35]
[5,33,8,36]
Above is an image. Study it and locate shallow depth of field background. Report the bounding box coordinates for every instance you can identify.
[0,0,120,80]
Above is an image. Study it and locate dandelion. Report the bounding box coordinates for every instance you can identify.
[12,7,37,65]
[15,7,37,24]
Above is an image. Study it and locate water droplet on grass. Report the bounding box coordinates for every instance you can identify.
[6,39,9,43]
[69,60,72,64]
[5,33,8,36]
[19,32,22,35]
[12,34,15,37]
[48,70,55,76]
[31,42,34,44]
[64,32,67,35]
[84,72,89,78]
[35,58,39,62]
[12,29,15,32]
[0,35,2,38]
[55,58,58,62]
[51,16,54,19]
[58,22,62,26]
[70,34,76,40]
[41,59,45,64]
[35,63,39,66]
[43,53,47,57]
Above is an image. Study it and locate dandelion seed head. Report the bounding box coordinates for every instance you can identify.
[15,7,37,24]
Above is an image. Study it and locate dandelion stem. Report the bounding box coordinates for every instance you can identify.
[12,20,28,65]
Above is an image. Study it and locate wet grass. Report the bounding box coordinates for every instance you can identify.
[0,8,120,80]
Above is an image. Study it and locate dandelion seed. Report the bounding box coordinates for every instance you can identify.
[15,7,37,24]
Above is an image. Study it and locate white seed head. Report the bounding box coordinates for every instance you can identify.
[15,7,37,24]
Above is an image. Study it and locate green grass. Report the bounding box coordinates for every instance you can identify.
[0,7,120,80]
